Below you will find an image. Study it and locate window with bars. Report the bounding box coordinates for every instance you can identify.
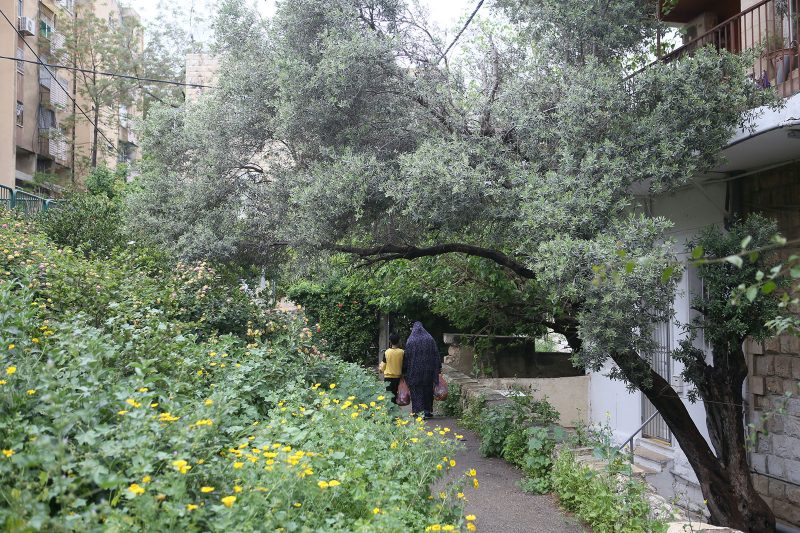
[16,102,24,127]
[16,48,24,73]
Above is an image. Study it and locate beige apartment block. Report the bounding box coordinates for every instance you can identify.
[185,53,219,104]
[0,0,141,195]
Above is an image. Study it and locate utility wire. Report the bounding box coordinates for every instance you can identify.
[436,0,485,65]
[0,55,217,89]
[1,6,124,157]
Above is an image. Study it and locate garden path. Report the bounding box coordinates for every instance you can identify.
[429,416,586,533]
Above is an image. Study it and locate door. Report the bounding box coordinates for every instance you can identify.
[641,321,672,444]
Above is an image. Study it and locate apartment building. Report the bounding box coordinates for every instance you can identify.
[0,0,141,193]
[590,0,800,529]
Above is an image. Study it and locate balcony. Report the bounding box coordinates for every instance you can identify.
[657,0,800,98]
[38,128,69,165]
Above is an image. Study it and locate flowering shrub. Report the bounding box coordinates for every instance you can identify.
[0,213,473,531]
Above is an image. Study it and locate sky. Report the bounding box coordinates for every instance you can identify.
[132,0,477,43]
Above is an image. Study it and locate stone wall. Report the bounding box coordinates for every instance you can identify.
[748,337,800,527]
[740,160,800,527]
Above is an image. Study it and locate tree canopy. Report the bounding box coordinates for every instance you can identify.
[128,2,782,527]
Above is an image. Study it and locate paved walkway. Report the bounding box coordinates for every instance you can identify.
[429,416,586,533]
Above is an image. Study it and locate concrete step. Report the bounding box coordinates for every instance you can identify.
[633,445,672,473]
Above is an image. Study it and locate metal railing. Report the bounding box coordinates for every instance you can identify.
[0,184,55,215]
[653,0,800,98]
[618,411,660,462]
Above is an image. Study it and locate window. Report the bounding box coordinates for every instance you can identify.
[17,0,23,18]
[16,48,24,73]
[39,16,54,40]
[16,102,24,127]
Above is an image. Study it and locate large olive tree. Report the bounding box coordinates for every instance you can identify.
[129,0,780,528]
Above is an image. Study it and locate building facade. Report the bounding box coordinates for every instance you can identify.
[0,0,141,194]
[589,0,800,528]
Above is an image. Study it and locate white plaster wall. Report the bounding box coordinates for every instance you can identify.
[589,366,642,444]
[589,184,725,475]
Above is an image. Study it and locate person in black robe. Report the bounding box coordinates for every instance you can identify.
[402,321,441,418]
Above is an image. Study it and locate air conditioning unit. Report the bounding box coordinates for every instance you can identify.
[18,17,35,36]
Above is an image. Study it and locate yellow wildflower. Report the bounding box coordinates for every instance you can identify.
[329,383,336,389]
[457,492,465,499]
[125,398,141,408]
[293,502,302,508]
[138,387,149,393]
[466,523,477,531]
[0,380,6,385]
[171,459,191,474]
[466,514,476,521]
[26,389,36,395]
[221,495,236,507]
[204,399,213,406]
[2,449,14,458]
[233,462,244,469]
[377,395,385,400]
[233,485,242,493]
[8,344,14,350]
[5,366,16,375]
[117,410,128,416]
[187,503,199,511]
[31,338,40,343]
[142,475,152,483]
[317,480,329,489]
[437,464,443,471]
[328,480,341,487]
[443,526,455,532]
[128,483,145,496]
[200,486,214,493]
[468,469,476,477]
[373,507,381,514]
[449,459,456,467]
[473,478,480,489]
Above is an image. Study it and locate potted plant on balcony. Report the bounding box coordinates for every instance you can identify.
[767,0,795,84]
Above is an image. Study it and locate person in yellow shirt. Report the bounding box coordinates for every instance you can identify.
[379,332,404,404]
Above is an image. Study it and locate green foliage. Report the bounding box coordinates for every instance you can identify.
[551,451,668,533]
[286,279,379,366]
[437,382,463,418]
[38,191,126,257]
[676,215,784,400]
[462,391,559,459]
[517,427,557,493]
[0,212,467,531]
[84,164,127,199]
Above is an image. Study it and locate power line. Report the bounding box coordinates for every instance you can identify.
[436,0,485,65]
[0,55,217,89]
[0,6,124,159]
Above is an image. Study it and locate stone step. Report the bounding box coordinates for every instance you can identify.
[633,445,672,473]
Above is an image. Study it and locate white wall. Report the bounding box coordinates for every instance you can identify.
[589,183,727,481]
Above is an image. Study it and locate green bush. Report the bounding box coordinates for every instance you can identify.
[551,451,667,533]
[0,212,470,531]
[437,382,463,418]
[286,280,379,366]
[38,191,126,257]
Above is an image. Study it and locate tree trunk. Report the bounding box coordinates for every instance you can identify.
[91,73,99,168]
[610,350,775,532]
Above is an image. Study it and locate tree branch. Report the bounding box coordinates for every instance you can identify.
[334,243,536,279]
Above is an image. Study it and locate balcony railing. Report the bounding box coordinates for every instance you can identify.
[656,0,800,98]
[38,128,69,164]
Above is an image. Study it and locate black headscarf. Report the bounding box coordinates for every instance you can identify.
[402,321,441,385]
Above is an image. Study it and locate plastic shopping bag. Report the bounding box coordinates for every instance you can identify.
[434,374,448,401]
[397,379,411,406]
